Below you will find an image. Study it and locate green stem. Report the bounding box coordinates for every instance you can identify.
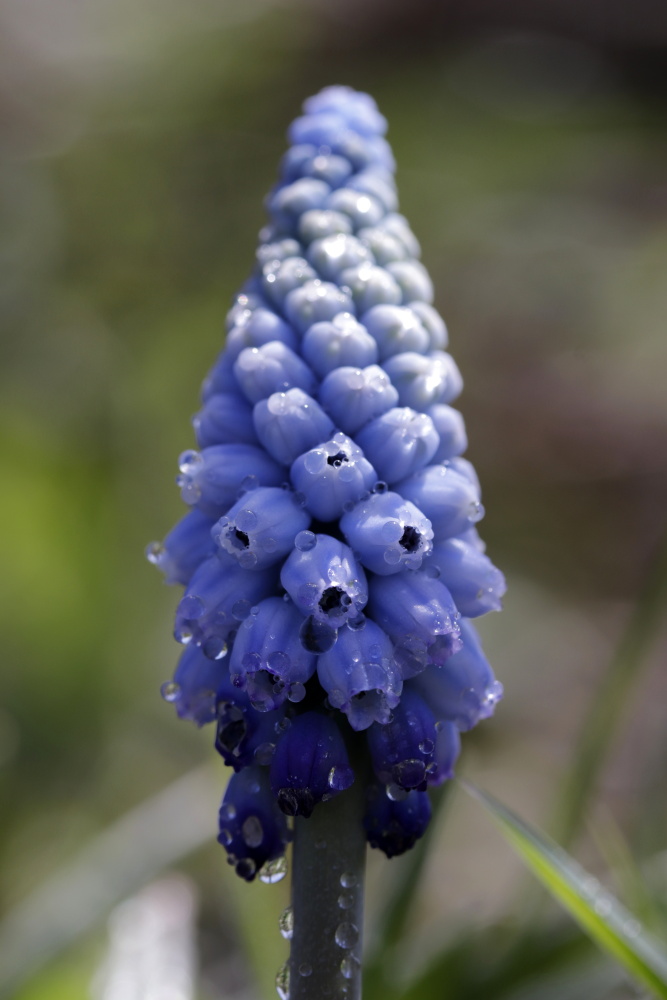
[289,779,366,1000]
[553,525,667,847]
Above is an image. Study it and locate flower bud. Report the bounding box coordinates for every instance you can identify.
[290,433,377,522]
[270,711,355,817]
[301,313,378,377]
[193,392,258,449]
[398,464,484,540]
[361,304,430,360]
[146,508,217,585]
[382,351,462,410]
[176,445,286,519]
[368,570,460,670]
[233,341,317,404]
[422,534,506,617]
[284,279,354,334]
[364,782,431,858]
[166,643,237,725]
[253,388,334,466]
[355,407,439,483]
[426,404,467,461]
[317,365,398,436]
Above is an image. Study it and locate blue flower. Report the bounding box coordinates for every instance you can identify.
[149,85,504,870]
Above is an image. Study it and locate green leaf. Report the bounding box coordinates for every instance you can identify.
[463,782,667,999]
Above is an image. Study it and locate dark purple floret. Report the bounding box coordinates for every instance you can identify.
[270,711,355,818]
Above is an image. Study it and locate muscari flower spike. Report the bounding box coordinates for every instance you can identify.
[148,85,505,880]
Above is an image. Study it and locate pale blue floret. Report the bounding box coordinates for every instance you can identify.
[289,432,377,522]
[340,490,434,575]
[261,256,318,307]
[225,290,264,332]
[146,508,217,585]
[201,347,239,400]
[255,238,301,265]
[446,455,481,493]
[398,464,484,540]
[174,554,278,653]
[303,85,388,137]
[268,177,331,231]
[301,313,378,377]
[357,226,408,265]
[368,570,461,670]
[340,262,402,311]
[253,388,334,465]
[375,213,421,258]
[301,153,353,188]
[361,303,430,360]
[317,364,398,436]
[413,619,503,732]
[212,486,311,570]
[386,259,434,304]
[429,719,461,786]
[284,278,355,334]
[280,533,368,629]
[409,301,448,350]
[382,351,463,410]
[224,307,299,361]
[176,444,286,518]
[316,620,402,731]
[233,341,317,404]
[421,534,506,617]
[355,407,439,483]
[307,233,374,281]
[228,596,318,710]
[297,208,353,245]
[347,169,398,213]
[426,404,468,461]
[193,392,259,448]
[326,188,385,230]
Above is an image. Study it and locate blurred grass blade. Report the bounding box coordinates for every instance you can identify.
[464,782,667,999]
[554,527,667,846]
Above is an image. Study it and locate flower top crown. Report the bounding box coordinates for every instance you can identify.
[148,85,505,880]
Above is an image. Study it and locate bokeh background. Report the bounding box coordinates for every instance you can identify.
[1,1,666,998]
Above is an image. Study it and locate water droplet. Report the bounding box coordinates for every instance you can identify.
[335,922,359,949]
[235,857,257,880]
[276,961,290,1000]
[298,963,312,978]
[288,681,306,703]
[386,783,408,802]
[295,530,317,551]
[260,855,288,884]
[278,905,294,939]
[340,955,359,979]
[203,636,228,660]
[219,802,236,821]
[340,872,357,889]
[232,599,252,620]
[160,681,180,703]
[338,892,353,910]
[145,540,165,565]
[275,717,292,734]
[219,827,233,846]
[242,815,264,848]
[254,741,276,765]
[418,739,434,755]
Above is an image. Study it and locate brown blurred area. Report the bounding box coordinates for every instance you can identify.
[0,1,666,997]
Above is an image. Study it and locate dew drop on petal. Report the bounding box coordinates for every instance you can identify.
[160,681,180,703]
[242,815,264,849]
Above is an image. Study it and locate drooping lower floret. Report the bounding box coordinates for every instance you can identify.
[148,85,505,878]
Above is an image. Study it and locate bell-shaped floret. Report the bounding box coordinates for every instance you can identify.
[301,313,378,377]
[422,534,506,617]
[270,711,355,817]
[215,695,287,770]
[225,307,299,361]
[176,445,286,519]
[300,152,353,188]
[368,570,461,672]
[268,177,331,232]
[284,279,355,334]
[398,464,484,540]
[367,688,437,791]
[298,208,353,245]
[374,213,421,258]
[383,351,462,411]
[233,341,317,405]
[290,433,377,522]
[174,555,278,653]
[347,168,398,213]
[253,389,334,466]
[225,290,264,332]
[386,259,434,304]
[318,365,398,436]
[261,256,318,308]
[307,233,374,281]
[427,404,467,461]
[340,262,402,312]
[192,392,259,449]
[364,782,431,858]
[146,508,217,585]
[303,86,388,137]
[409,301,448,350]
[340,490,433,575]
[281,533,368,634]
[355,407,439,484]
[228,597,318,711]
[166,643,237,725]
[327,189,385,231]
[426,720,461,787]
[446,455,480,493]
[256,238,301,264]
[361,304,429,360]
[357,226,408,266]
[218,766,290,881]
[414,619,503,731]
[317,620,402,730]
[212,487,310,570]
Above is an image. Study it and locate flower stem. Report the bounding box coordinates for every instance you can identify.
[289,777,366,1000]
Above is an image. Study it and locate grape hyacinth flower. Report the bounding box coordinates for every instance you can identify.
[148,85,505,1000]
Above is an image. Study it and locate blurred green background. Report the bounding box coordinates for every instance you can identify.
[1,1,666,997]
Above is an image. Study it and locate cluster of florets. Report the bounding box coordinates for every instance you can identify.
[148,86,504,881]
